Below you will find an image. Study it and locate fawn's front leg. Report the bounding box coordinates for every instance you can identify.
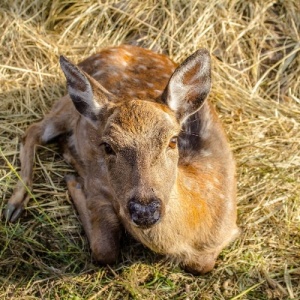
[5,122,44,222]
[5,118,67,222]
[65,175,122,264]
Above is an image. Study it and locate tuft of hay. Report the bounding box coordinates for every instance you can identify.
[1,0,299,299]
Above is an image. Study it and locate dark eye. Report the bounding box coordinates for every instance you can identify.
[102,142,116,156]
[168,137,178,149]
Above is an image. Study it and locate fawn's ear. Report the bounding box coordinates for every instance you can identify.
[162,49,211,122]
[60,55,111,124]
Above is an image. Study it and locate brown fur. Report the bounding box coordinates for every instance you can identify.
[6,45,239,274]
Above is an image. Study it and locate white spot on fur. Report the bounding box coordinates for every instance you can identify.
[146,82,154,88]
[138,65,147,71]
[128,90,136,97]
[153,57,164,64]
[123,50,133,57]
[154,89,162,95]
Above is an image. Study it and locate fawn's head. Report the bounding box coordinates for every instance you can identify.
[60,48,211,229]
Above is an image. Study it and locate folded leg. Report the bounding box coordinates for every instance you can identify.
[182,251,218,275]
[65,175,122,264]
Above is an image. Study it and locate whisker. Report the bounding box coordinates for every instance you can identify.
[180,130,201,138]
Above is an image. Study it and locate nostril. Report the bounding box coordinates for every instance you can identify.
[148,200,160,211]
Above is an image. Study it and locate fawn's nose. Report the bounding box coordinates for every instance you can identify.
[128,198,161,228]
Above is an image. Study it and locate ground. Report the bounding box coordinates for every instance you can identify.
[0,1,299,299]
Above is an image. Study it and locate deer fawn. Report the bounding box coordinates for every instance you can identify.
[5,45,239,274]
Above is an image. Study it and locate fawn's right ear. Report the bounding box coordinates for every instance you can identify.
[162,49,211,123]
[59,56,111,125]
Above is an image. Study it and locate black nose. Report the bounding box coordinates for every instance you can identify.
[128,198,161,228]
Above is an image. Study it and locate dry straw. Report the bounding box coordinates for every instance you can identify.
[0,0,299,299]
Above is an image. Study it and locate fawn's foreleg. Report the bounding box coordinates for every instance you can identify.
[6,122,46,221]
[65,175,122,264]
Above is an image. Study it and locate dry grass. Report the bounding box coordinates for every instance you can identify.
[1,0,299,299]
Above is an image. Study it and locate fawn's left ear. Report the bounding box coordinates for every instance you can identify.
[162,49,211,122]
[59,55,111,125]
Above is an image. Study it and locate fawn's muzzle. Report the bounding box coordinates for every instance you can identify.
[128,198,161,228]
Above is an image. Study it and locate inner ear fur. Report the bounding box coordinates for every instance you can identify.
[59,55,111,124]
[162,49,211,122]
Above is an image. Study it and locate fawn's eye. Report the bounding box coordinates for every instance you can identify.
[168,137,178,149]
[102,142,116,156]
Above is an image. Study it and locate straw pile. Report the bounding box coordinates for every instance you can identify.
[1,0,299,299]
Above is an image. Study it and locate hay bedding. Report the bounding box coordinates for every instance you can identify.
[0,0,299,299]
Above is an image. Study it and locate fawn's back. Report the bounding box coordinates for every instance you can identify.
[79,45,176,101]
